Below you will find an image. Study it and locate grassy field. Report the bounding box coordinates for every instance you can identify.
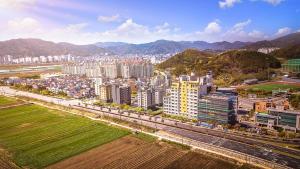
[0,96,19,106]
[0,97,129,168]
[248,83,300,92]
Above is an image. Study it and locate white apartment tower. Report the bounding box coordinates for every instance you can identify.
[137,87,155,109]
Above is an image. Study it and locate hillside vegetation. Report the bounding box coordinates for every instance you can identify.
[157,49,213,76]
[270,44,300,60]
[158,49,281,86]
[244,32,300,50]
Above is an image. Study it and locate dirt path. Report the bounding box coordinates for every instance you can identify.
[0,102,30,109]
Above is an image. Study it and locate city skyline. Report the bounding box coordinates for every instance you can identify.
[0,0,299,44]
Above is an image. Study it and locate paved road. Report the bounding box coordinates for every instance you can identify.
[1,86,300,168]
[76,105,300,169]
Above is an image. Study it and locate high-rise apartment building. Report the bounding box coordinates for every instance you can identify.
[99,84,112,102]
[94,77,108,96]
[62,61,153,79]
[137,87,155,109]
[154,88,165,105]
[163,73,212,120]
[112,84,131,105]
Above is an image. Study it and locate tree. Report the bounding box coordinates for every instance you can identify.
[134,107,144,113]
[289,94,300,110]
[40,90,50,95]
[110,103,118,108]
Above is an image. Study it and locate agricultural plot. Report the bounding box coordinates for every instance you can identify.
[165,152,239,169]
[49,136,186,169]
[50,135,249,169]
[0,96,20,106]
[0,99,129,169]
[0,96,257,169]
[0,148,19,169]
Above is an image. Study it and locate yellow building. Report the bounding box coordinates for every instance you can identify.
[99,84,112,102]
[164,74,209,119]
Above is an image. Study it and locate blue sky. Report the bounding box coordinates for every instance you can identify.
[0,0,299,44]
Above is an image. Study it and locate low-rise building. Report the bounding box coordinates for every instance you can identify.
[255,108,300,131]
[254,101,273,113]
[198,92,238,124]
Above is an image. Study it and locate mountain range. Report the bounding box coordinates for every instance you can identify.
[0,39,110,57]
[244,32,300,50]
[94,40,251,55]
[0,32,299,57]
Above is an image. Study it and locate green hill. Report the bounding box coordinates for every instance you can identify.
[244,32,300,50]
[270,44,300,60]
[212,50,281,75]
[158,49,281,86]
[157,49,214,76]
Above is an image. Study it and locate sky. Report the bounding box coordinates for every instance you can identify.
[0,0,299,44]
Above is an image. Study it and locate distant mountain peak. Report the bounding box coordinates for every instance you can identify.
[244,32,300,50]
[94,39,252,55]
[0,38,110,57]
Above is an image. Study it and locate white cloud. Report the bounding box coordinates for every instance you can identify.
[222,19,267,41]
[173,27,181,32]
[248,30,266,39]
[190,21,223,42]
[98,14,120,22]
[155,22,171,34]
[0,17,293,44]
[231,19,251,33]
[275,27,291,36]
[204,21,222,34]
[7,17,39,30]
[0,0,36,9]
[219,0,241,9]
[262,0,285,6]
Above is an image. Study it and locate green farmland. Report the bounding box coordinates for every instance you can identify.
[0,96,129,168]
[0,96,19,106]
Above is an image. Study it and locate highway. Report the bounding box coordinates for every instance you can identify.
[1,86,300,169]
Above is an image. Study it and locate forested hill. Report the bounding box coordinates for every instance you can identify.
[158,49,281,85]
